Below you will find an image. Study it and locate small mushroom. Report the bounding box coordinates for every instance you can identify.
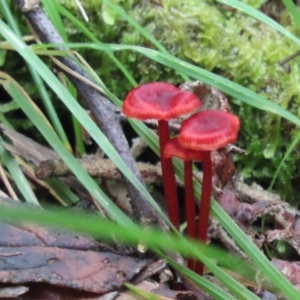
[178,110,240,274]
[123,82,202,229]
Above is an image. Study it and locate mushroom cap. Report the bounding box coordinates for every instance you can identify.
[178,110,240,151]
[163,138,204,161]
[122,82,202,120]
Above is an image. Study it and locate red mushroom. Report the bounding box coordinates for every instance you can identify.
[178,110,240,274]
[123,82,201,229]
[164,138,204,269]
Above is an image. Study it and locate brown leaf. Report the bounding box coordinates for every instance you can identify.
[0,199,151,295]
[0,246,149,294]
[0,222,100,250]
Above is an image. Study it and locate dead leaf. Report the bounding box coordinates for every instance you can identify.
[0,245,149,294]
[0,198,151,295]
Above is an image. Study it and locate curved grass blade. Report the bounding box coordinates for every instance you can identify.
[216,0,300,46]
[41,0,68,41]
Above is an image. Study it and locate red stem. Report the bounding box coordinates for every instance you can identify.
[194,151,212,275]
[184,160,196,239]
[158,120,179,230]
[184,160,196,269]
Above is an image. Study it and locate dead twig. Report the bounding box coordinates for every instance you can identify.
[0,164,18,200]
[35,157,165,185]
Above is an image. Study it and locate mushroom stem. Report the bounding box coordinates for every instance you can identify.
[195,151,212,275]
[184,160,196,269]
[158,120,180,229]
[184,160,196,239]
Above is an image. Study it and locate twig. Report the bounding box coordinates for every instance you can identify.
[0,164,19,200]
[35,157,165,184]
[279,49,300,66]
[13,0,163,227]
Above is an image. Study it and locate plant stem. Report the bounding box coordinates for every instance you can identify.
[184,160,196,269]
[158,120,179,229]
[195,151,212,274]
[184,160,196,238]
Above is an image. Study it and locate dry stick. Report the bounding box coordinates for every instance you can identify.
[279,49,300,66]
[35,158,165,185]
[13,0,163,227]
[0,164,19,200]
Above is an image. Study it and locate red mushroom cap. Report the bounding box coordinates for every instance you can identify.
[163,138,204,161]
[178,110,240,151]
[122,82,202,120]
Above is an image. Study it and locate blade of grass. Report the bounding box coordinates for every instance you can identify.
[42,0,86,155]
[0,137,39,205]
[0,20,172,231]
[211,201,300,299]
[213,0,300,203]
[46,178,79,205]
[281,0,300,29]
[216,0,300,46]
[41,0,68,41]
